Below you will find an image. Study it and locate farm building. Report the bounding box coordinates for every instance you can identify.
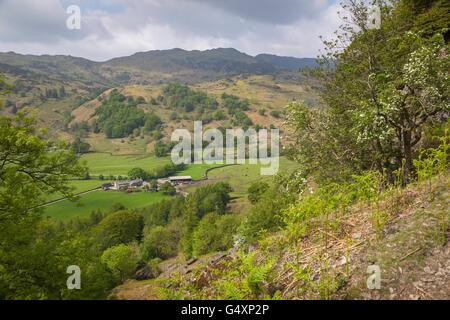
[169,176,192,185]
[112,179,144,190]
[102,183,113,191]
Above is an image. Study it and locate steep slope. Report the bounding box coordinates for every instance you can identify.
[111,173,450,300]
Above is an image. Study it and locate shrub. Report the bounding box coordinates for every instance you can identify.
[101,243,141,282]
[247,181,270,204]
[192,213,240,256]
[95,210,144,250]
[142,223,180,260]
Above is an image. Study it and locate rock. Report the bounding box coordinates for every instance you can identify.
[336,255,348,267]
[352,232,362,240]
[134,265,156,281]
[424,266,434,274]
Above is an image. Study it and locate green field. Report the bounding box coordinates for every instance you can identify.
[43,154,222,220]
[45,179,103,202]
[80,153,221,180]
[80,153,172,177]
[44,153,287,221]
[44,190,170,221]
[187,157,299,198]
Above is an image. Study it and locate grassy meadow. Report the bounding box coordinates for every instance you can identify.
[80,153,172,177]
[43,153,225,220]
[44,190,170,221]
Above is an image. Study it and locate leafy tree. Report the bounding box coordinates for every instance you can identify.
[95,210,144,250]
[0,77,90,299]
[94,90,146,138]
[144,113,162,133]
[128,167,150,180]
[142,223,180,260]
[239,188,287,242]
[71,136,91,154]
[247,181,270,204]
[290,0,450,184]
[192,213,239,256]
[101,243,140,282]
[221,93,250,113]
[159,182,176,196]
[163,83,218,113]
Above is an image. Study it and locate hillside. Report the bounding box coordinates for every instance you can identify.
[0,49,319,153]
[111,172,450,300]
[0,48,316,86]
[255,54,318,71]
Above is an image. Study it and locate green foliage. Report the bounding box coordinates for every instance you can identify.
[95,210,144,250]
[160,182,176,196]
[192,213,240,256]
[0,111,87,224]
[101,243,140,282]
[154,141,175,157]
[94,90,145,138]
[213,252,276,299]
[269,110,281,118]
[144,113,162,133]
[71,136,91,154]
[221,93,253,126]
[292,0,450,184]
[247,181,270,204]
[142,222,181,260]
[221,93,249,113]
[128,167,151,180]
[240,188,287,243]
[163,83,218,113]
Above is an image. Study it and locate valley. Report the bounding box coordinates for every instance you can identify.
[1,0,448,302]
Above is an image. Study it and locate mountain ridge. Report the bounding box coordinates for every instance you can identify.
[0,48,317,85]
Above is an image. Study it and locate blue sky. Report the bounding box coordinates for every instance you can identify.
[0,0,341,61]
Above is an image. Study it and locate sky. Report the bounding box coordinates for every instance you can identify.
[0,0,341,61]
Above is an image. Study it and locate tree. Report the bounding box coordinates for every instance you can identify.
[291,0,450,184]
[0,113,86,223]
[95,210,144,250]
[71,136,91,154]
[0,77,89,299]
[247,181,270,204]
[192,213,239,256]
[144,113,162,132]
[159,182,176,196]
[239,188,286,243]
[101,243,140,282]
[142,224,180,260]
[128,167,150,180]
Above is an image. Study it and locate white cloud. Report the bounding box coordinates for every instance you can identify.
[0,0,340,61]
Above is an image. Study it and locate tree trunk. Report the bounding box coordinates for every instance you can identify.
[402,130,414,185]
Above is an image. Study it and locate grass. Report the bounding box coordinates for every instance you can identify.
[203,157,299,198]
[181,157,299,213]
[80,152,224,180]
[44,190,170,221]
[80,153,172,177]
[178,163,223,180]
[42,154,224,221]
[45,179,104,202]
